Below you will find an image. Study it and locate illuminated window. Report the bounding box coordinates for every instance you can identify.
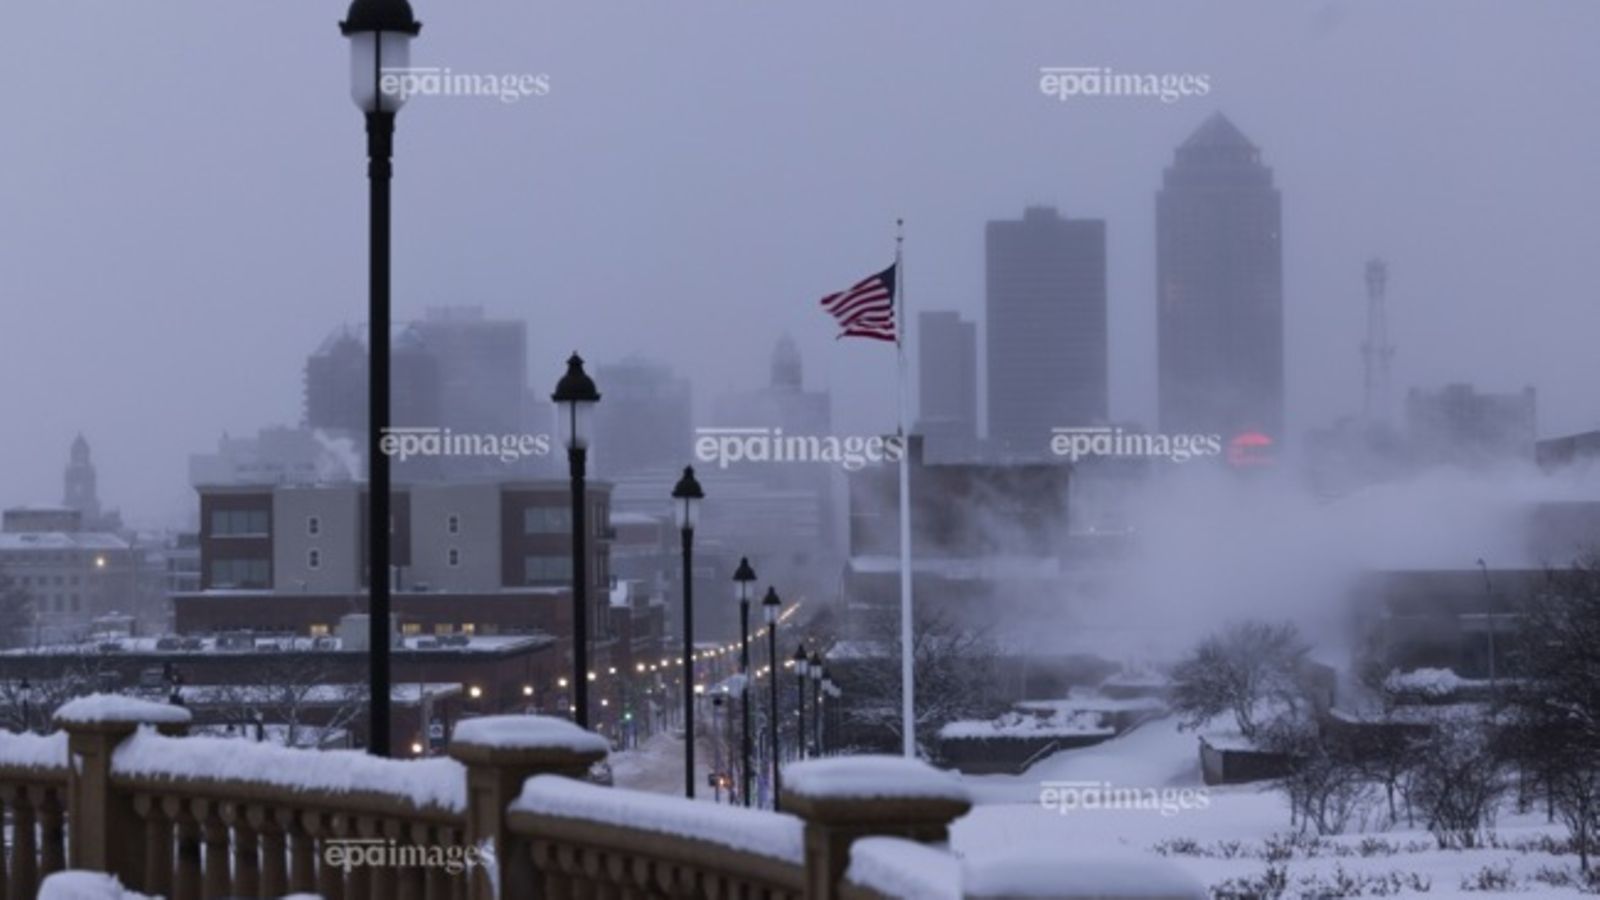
[308,624,330,637]
[401,623,422,636]
[434,623,452,636]
[460,623,476,636]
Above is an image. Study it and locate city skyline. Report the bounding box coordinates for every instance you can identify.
[2,1,1596,524]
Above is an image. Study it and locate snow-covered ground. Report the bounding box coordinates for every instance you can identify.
[953,717,1590,898]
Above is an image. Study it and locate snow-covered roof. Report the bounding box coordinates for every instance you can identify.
[0,532,129,551]
[940,710,1115,742]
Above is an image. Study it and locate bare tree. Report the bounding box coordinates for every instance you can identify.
[1407,719,1508,849]
[1506,554,1600,869]
[203,654,368,748]
[0,570,35,651]
[1169,621,1313,742]
[842,605,1006,756]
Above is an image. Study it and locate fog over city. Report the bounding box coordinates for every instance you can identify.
[3,2,1600,896]
[1,1,1596,523]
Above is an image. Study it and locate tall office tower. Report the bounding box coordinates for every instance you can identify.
[405,306,528,441]
[916,311,979,454]
[592,356,693,478]
[1157,113,1284,444]
[985,206,1107,457]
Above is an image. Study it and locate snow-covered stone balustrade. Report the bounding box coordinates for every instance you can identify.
[0,695,1180,899]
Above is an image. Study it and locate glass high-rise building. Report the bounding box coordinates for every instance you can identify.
[985,206,1108,457]
[1157,113,1284,444]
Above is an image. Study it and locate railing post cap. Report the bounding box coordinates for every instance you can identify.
[780,756,972,826]
[447,715,609,770]
[53,694,193,736]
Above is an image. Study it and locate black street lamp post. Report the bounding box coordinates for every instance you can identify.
[552,354,600,728]
[672,467,704,798]
[762,587,782,808]
[810,652,823,758]
[340,0,421,759]
[732,557,757,807]
[793,644,809,761]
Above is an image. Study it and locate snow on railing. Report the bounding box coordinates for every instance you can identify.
[785,754,970,803]
[0,729,68,772]
[513,775,806,863]
[845,837,962,900]
[54,693,193,726]
[112,727,467,813]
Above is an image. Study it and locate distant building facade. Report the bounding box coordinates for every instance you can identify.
[1157,114,1284,445]
[591,356,693,479]
[986,206,1107,457]
[916,311,979,457]
[1405,384,1537,467]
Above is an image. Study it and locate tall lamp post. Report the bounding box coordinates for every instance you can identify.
[340,0,421,759]
[793,644,809,761]
[553,354,600,728]
[732,557,757,806]
[809,651,824,758]
[672,466,705,798]
[762,587,783,808]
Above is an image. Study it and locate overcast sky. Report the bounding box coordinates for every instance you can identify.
[1,0,1595,526]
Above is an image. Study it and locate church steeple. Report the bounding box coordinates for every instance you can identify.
[63,434,100,518]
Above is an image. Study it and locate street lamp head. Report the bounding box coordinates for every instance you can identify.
[339,0,422,114]
[810,652,824,681]
[670,466,704,531]
[792,643,809,675]
[761,586,781,624]
[551,353,601,450]
[732,556,757,604]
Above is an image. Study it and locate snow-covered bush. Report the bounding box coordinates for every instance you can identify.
[1408,720,1509,849]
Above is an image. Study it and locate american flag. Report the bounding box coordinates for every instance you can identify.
[819,264,897,342]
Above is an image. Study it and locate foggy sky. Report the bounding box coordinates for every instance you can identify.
[1,1,1596,526]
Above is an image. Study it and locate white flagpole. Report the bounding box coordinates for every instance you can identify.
[893,218,914,757]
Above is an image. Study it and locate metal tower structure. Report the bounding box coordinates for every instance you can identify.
[1361,258,1395,425]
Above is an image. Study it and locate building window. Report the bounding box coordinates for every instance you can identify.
[434,623,453,636]
[523,507,571,535]
[210,558,270,589]
[211,508,270,537]
[523,555,573,584]
[309,623,331,637]
[69,594,79,612]
[308,549,321,570]
[447,548,460,567]
[447,514,460,535]
[308,516,321,536]
[460,623,476,636]
[401,623,422,636]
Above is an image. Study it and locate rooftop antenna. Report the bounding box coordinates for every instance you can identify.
[1362,259,1395,426]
